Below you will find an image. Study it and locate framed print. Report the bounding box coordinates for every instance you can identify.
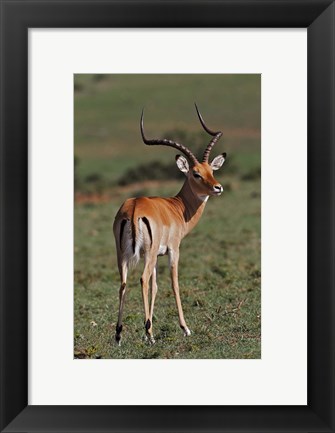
[1,1,334,432]
[30,30,306,407]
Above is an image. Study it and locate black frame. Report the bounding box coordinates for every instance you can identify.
[1,1,334,432]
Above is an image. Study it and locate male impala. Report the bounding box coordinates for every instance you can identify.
[113,104,226,344]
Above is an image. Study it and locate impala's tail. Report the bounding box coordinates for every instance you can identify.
[114,199,152,269]
[116,218,140,269]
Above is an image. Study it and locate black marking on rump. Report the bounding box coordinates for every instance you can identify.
[141,217,153,247]
[119,219,127,250]
[131,219,136,253]
[145,319,151,331]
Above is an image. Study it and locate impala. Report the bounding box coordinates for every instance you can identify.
[113,104,226,344]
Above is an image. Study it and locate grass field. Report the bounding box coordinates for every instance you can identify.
[74,74,261,359]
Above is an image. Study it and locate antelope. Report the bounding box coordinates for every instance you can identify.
[113,104,226,344]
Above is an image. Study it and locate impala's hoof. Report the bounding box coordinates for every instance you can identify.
[183,327,191,337]
[144,334,156,344]
[115,336,122,346]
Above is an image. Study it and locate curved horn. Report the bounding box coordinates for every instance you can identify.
[195,103,223,163]
[140,109,198,166]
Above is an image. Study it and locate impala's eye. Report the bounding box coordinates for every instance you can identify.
[193,172,202,179]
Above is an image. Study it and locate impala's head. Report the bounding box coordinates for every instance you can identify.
[140,104,226,198]
[176,154,226,197]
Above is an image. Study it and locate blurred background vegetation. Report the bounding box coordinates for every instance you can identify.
[74,74,261,359]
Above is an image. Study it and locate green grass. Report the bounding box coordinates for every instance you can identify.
[74,74,261,359]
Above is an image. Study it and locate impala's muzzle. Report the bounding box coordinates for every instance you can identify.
[213,184,223,195]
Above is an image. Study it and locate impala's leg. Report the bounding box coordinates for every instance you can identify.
[115,260,128,345]
[168,248,191,337]
[149,264,158,329]
[141,255,157,344]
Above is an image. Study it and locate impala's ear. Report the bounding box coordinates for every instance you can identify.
[211,152,226,171]
[176,155,189,174]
